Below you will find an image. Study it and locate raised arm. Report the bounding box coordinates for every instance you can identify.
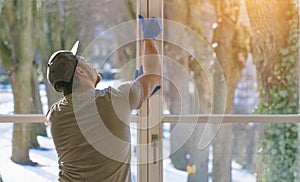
[129,16,162,109]
[138,38,162,99]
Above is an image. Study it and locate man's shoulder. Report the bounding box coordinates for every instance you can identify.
[94,87,113,98]
[48,99,61,112]
[46,98,69,119]
[95,81,135,96]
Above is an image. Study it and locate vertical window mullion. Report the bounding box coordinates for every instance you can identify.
[136,0,163,182]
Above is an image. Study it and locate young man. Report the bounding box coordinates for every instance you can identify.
[46,16,162,182]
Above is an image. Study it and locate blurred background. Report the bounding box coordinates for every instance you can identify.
[0,0,299,181]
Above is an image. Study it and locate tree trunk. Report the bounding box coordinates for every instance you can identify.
[245,0,290,95]
[38,2,63,106]
[10,63,33,164]
[164,0,191,171]
[126,0,136,19]
[0,1,38,165]
[186,1,214,181]
[211,60,231,182]
[245,0,298,181]
[210,0,250,181]
[164,0,214,180]
[30,61,46,149]
[164,43,191,171]
[38,1,77,108]
[187,60,211,182]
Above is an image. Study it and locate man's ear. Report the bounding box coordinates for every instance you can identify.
[75,67,87,77]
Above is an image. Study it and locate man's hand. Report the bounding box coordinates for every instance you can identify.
[138,15,162,40]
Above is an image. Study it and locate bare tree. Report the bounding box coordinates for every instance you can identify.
[30,61,45,148]
[0,1,38,165]
[210,0,250,181]
[164,0,214,181]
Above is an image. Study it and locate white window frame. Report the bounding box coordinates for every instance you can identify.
[136,0,163,181]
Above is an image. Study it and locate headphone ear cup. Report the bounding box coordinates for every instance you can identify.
[54,82,65,92]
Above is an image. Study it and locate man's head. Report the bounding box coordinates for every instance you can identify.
[47,41,101,95]
[47,50,78,93]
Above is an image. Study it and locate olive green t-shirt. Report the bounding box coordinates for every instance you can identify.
[46,82,143,182]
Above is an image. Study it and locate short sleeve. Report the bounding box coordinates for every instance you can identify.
[117,81,143,110]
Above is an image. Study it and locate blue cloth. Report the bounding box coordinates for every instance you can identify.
[138,15,162,40]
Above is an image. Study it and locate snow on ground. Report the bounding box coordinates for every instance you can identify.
[0,124,58,182]
[0,83,256,182]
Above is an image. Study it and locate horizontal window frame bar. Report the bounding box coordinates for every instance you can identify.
[0,114,47,123]
[162,114,300,124]
[0,114,300,123]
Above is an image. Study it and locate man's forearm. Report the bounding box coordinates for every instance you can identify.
[142,39,162,75]
[130,17,162,105]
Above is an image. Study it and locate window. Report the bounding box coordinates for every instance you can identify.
[0,0,299,182]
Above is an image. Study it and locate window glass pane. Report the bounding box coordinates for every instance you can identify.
[163,2,299,181]
[163,0,299,115]
[163,122,299,182]
[0,0,137,181]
